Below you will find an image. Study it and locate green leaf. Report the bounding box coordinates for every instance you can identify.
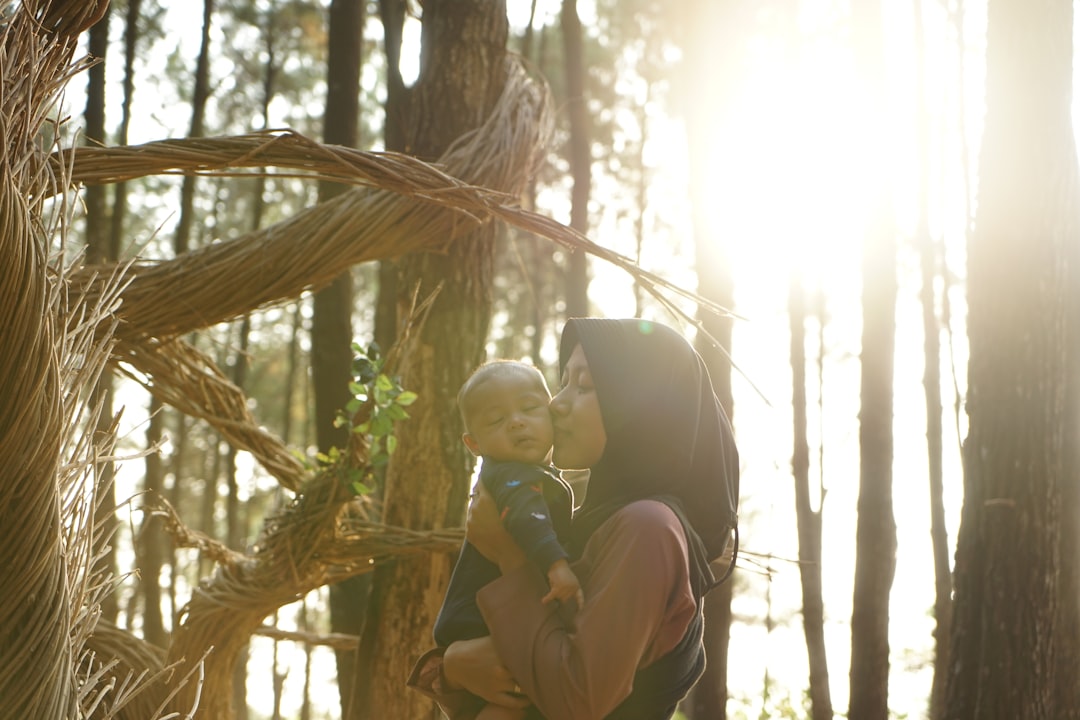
[395,391,418,406]
[386,435,398,455]
[345,398,362,414]
[333,415,348,428]
[348,381,365,395]
[376,373,394,391]
[351,481,372,495]
[386,404,408,420]
[371,414,393,437]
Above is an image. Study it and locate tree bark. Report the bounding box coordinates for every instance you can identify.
[560,0,590,318]
[790,275,833,720]
[678,1,740,716]
[848,0,897,716]
[351,3,509,718]
[945,0,1077,717]
[312,1,366,715]
[914,1,951,714]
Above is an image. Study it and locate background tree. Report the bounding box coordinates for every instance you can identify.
[309,0,367,714]
[351,3,513,718]
[849,0,898,715]
[945,0,1078,716]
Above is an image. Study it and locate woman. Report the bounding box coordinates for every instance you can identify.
[408,318,740,719]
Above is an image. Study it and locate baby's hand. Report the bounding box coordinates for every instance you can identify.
[542,558,584,609]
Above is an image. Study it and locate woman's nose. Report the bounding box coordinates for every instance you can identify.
[549,388,567,416]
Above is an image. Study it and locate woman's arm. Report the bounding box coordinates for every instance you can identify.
[406,642,530,719]
[476,500,697,720]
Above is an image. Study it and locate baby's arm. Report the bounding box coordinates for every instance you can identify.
[542,558,585,609]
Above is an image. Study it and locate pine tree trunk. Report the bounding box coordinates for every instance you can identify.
[561,0,590,318]
[311,1,367,715]
[914,3,951,713]
[848,0,897,716]
[790,275,833,720]
[351,3,508,718]
[679,1,739,716]
[945,0,1077,716]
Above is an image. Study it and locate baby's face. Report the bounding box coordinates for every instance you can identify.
[462,370,554,465]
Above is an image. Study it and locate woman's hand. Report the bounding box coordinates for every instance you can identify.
[443,637,531,709]
[467,484,527,575]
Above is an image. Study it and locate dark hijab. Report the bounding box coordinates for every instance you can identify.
[559,318,740,597]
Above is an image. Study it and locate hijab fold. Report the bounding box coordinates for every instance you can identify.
[560,318,740,598]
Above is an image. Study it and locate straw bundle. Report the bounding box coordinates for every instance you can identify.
[113,335,308,490]
[0,1,178,717]
[65,62,730,348]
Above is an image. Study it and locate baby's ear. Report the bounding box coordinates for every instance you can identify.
[462,433,481,457]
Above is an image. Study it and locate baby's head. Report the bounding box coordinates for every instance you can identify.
[458,361,554,465]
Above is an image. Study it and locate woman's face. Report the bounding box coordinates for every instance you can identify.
[550,344,607,469]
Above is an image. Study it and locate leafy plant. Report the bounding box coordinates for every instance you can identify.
[319,341,417,495]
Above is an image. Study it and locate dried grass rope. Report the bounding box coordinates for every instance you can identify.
[0,1,171,718]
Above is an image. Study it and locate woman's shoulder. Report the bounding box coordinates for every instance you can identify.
[610,498,681,523]
[601,500,687,546]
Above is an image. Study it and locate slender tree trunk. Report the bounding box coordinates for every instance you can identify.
[561,0,590,318]
[142,396,168,648]
[945,0,1077,717]
[1056,157,1080,720]
[312,2,366,715]
[351,4,508,718]
[789,274,833,720]
[679,1,739,716]
[226,315,252,719]
[140,0,216,653]
[374,0,409,356]
[109,0,140,261]
[848,0,897,716]
[174,0,214,255]
[914,1,951,715]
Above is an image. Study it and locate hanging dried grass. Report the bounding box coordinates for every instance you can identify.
[65,60,733,348]
[112,336,308,491]
[153,289,453,716]
[0,2,189,717]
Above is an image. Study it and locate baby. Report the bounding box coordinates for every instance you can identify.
[433,360,582,719]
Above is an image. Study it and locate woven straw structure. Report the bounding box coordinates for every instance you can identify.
[0,1,150,717]
[0,2,736,716]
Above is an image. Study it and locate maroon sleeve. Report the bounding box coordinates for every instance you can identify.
[475,500,697,720]
[406,647,483,720]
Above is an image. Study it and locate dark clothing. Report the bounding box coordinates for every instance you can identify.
[409,500,699,720]
[559,318,740,595]
[409,319,740,719]
[433,459,573,647]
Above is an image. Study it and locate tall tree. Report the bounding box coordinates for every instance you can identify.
[790,275,832,720]
[109,0,142,264]
[945,0,1078,716]
[140,0,218,652]
[674,0,741,715]
[374,0,407,361]
[848,0,897,716]
[310,0,365,715]
[914,0,951,715]
[351,3,510,717]
[561,0,590,318]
